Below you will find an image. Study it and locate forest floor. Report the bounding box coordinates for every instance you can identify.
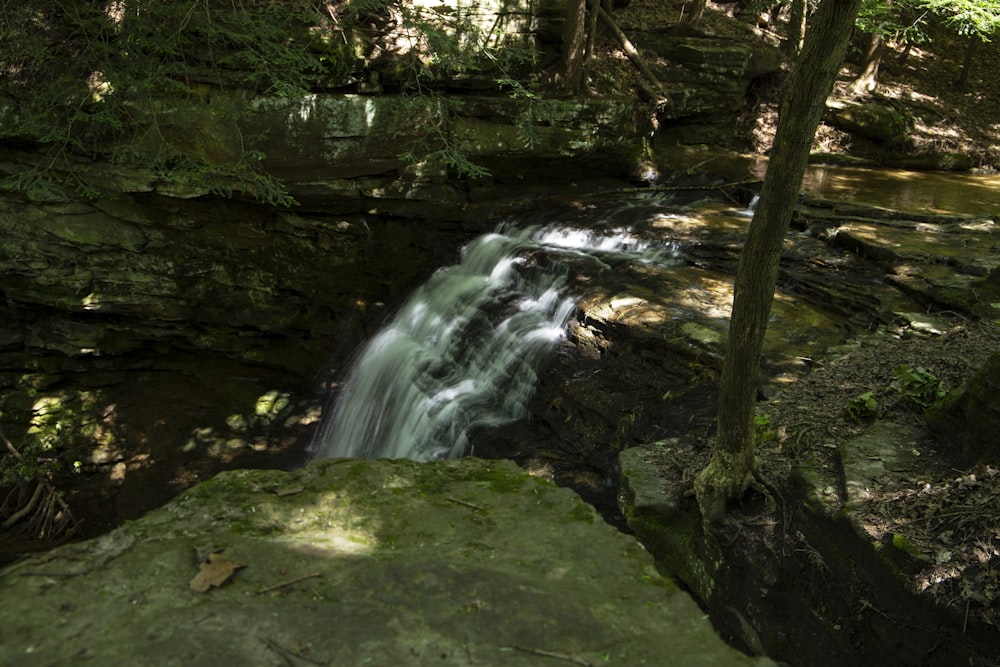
[640,316,1000,655]
[602,0,1000,170]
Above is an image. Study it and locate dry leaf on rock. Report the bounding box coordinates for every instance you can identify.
[190,553,246,593]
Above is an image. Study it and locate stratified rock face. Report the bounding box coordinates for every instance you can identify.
[0,192,443,374]
[0,457,773,667]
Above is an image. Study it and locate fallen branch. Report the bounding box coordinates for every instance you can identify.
[256,572,323,595]
[598,7,670,104]
[512,645,594,666]
[446,497,485,511]
[599,178,762,196]
[261,637,329,666]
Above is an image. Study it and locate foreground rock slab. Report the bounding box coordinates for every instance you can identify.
[0,458,771,667]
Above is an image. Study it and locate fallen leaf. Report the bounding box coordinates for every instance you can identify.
[190,553,246,593]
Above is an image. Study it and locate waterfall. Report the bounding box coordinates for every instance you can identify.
[310,211,681,462]
[739,194,760,217]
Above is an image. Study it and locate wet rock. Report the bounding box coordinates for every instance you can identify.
[0,457,774,667]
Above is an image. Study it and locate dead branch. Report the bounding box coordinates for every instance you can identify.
[512,645,594,666]
[261,637,329,666]
[597,7,670,104]
[256,572,323,595]
[446,497,485,511]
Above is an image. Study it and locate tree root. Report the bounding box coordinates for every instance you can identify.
[692,449,758,524]
[0,427,78,540]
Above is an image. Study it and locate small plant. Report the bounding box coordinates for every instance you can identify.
[892,364,948,411]
[845,390,880,422]
[754,412,777,443]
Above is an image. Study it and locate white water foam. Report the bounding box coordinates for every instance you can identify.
[311,219,681,462]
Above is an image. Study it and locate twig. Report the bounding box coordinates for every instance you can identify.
[752,468,790,534]
[261,638,295,667]
[447,497,485,511]
[261,637,329,666]
[512,645,593,666]
[256,572,323,595]
[600,179,762,196]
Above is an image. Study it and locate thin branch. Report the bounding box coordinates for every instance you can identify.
[256,572,323,595]
[261,637,329,666]
[512,645,594,666]
[597,7,670,104]
[446,497,485,511]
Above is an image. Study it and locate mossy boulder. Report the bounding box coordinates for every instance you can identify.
[0,457,774,667]
[824,100,912,144]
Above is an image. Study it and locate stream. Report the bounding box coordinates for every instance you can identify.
[308,192,842,468]
[307,162,999,518]
[310,203,687,462]
[2,161,996,566]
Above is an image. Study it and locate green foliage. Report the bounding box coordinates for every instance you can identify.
[383,5,540,178]
[857,0,930,46]
[754,412,777,444]
[891,364,948,411]
[845,390,881,422]
[0,0,347,203]
[1,0,541,194]
[843,365,948,422]
[916,0,1000,39]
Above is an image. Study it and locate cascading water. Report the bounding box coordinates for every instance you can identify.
[310,201,683,462]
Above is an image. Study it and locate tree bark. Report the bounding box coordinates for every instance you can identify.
[559,0,588,93]
[694,0,863,523]
[782,0,808,55]
[851,30,883,93]
[686,0,707,24]
[955,36,978,89]
[585,0,600,62]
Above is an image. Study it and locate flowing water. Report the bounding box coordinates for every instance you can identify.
[311,159,1000,463]
[310,198,685,462]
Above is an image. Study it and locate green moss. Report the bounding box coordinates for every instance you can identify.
[891,532,923,558]
[566,502,596,523]
[486,469,528,494]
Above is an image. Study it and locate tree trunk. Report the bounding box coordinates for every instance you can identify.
[897,41,912,66]
[693,0,863,523]
[559,0,588,93]
[686,0,707,24]
[782,0,807,55]
[955,36,978,89]
[585,0,600,62]
[851,30,883,94]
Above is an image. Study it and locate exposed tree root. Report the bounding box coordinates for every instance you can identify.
[0,428,78,540]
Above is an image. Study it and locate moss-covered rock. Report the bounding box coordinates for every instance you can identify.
[0,457,774,667]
